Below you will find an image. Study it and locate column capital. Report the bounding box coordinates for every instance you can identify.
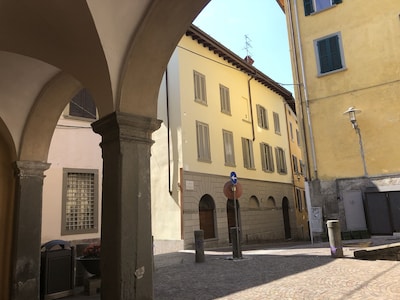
[14,161,51,178]
[92,112,162,145]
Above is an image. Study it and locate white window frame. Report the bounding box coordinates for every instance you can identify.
[196,121,211,162]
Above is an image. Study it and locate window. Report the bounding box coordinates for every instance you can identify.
[296,188,303,212]
[220,84,231,114]
[62,169,98,235]
[69,88,97,120]
[275,147,287,174]
[260,143,274,172]
[273,112,281,135]
[196,121,211,162]
[289,122,294,141]
[223,130,235,166]
[304,0,342,16]
[314,33,345,75]
[194,71,207,104]
[292,155,299,174]
[296,129,301,146]
[241,138,255,169]
[299,159,304,175]
[256,105,268,129]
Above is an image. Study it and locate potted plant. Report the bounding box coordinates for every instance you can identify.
[76,243,101,277]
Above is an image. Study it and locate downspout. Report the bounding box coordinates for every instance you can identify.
[292,0,318,179]
[247,76,255,141]
[286,0,315,243]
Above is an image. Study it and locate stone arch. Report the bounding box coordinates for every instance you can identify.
[266,196,276,208]
[249,195,260,209]
[0,119,16,300]
[118,0,210,117]
[19,72,85,161]
[199,194,216,239]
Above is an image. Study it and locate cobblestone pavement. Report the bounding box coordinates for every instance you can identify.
[68,237,400,300]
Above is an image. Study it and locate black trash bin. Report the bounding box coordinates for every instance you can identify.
[40,240,75,300]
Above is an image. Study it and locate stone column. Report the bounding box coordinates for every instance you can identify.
[11,161,50,300]
[92,112,161,300]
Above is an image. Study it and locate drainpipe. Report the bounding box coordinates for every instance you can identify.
[247,76,255,141]
[291,0,318,180]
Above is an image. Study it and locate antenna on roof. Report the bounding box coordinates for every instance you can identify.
[244,35,254,65]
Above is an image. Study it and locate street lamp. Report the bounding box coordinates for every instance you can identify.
[343,107,368,176]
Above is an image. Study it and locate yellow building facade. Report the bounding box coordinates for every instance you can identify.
[152,25,307,249]
[279,0,400,239]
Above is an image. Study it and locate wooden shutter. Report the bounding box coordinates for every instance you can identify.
[317,35,342,73]
[303,0,314,16]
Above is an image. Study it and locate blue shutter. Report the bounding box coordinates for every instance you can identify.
[303,0,314,16]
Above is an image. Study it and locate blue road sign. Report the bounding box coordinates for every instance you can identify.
[230,171,237,185]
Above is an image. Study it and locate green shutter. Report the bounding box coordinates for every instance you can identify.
[317,35,342,74]
[303,0,314,16]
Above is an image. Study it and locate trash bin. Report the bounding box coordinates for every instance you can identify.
[40,240,75,300]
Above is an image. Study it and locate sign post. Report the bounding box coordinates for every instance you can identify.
[230,171,242,259]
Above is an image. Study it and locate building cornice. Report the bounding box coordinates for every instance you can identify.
[186,24,295,113]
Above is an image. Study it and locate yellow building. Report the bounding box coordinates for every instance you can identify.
[278,0,400,239]
[152,25,306,249]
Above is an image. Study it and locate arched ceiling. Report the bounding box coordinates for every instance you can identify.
[0,0,211,160]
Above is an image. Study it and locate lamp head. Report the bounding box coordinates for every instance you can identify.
[343,106,361,129]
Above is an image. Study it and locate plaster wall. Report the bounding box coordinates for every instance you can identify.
[176,35,292,183]
[41,114,102,243]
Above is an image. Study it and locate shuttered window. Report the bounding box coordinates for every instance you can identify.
[260,143,274,172]
[194,71,207,104]
[223,130,235,166]
[275,147,287,174]
[220,84,231,114]
[315,33,345,75]
[256,105,268,129]
[196,121,211,162]
[273,112,281,135]
[69,88,97,119]
[242,138,255,169]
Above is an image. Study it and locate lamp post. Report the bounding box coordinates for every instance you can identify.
[343,107,368,177]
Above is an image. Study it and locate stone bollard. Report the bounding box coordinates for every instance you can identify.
[230,227,242,259]
[194,230,205,263]
[327,220,343,258]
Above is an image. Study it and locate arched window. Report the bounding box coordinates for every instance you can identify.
[249,196,260,209]
[199,194,216,239]
[266,196,276,208]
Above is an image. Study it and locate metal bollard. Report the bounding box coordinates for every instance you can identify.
[194,230,205,263]
[230,227,242,259]
[327,220,343,258]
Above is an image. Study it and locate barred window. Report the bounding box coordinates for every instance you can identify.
[62,169,98,235]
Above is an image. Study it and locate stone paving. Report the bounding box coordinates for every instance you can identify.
[67,237,400,300]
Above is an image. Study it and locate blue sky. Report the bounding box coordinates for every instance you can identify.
[193,0,294,93]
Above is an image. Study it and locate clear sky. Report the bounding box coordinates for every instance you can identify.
[193,0,294,94]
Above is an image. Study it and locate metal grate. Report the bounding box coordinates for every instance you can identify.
[65,172,95,231]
